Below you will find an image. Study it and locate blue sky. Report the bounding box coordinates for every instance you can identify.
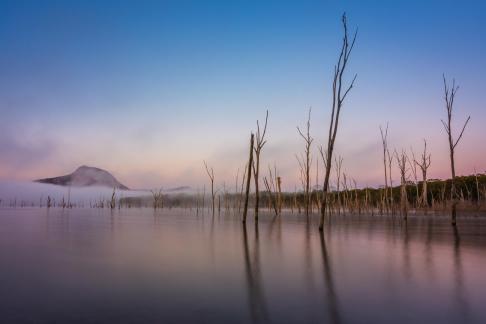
[0,0,485,189]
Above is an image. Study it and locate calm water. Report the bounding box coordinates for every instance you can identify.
[0,208,485,324]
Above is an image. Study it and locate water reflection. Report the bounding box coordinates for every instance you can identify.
[319,231,342,324]
[1,210,486,323]
[402,221,412,280]
[424,218,435,279]
[304,219,316,295]
[452,227,471,323]
[243,224,269,323]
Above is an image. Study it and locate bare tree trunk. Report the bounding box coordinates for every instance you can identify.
[243,134,255,224]
[396,150,408,220]
[408,148,419,209]
[204,161,215,216]
[263,164,280,216]
[202,185,206,215]
[253,111,268,222]
[319,13,358,231]
[387,148,394,215]
[234,167,240,212]
[441,75,470,226]
[334,156,343,215]
[277,176,282,214]
[380,123,389,214]
[414,139,431,211]
[110,188,116,209]
[474,168,480,206]
[297,108,313,217]
[239,164,248,214]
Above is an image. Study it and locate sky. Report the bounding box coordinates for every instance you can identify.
[0,0,485,191]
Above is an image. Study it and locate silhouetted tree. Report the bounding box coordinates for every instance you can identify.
[441,75,471,226]
[243,134,255,224]
[319,13,358,231]
[253,111,268,222]
[297,108,314,217]
[380,123,389,214]
[414,139,431,209]
[203,161,215,216]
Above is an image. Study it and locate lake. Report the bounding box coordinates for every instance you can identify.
[0,208,485,323]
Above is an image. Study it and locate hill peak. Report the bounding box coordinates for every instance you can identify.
[35,166,129,190]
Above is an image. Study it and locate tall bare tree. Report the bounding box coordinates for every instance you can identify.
[243,134,254,224]
[319,13,358,231]
[386,148,394,213]
[253,110,269,222]
[239,163,248,213]
[204,160,215,216]
[408,148,419,208]
[234,167,240,211]
[441,75,471,226]
[318,145,328,211]
[414,139,431,209]
[297,108,314,216]
[379,123,389,213]
[263,164,280,216]
[395,150,409,220]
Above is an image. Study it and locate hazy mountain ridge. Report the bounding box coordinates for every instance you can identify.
[35,166,129,190]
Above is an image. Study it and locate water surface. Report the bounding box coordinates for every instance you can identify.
[0,208,485,323]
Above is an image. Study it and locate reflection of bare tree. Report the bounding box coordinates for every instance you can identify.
[208,211,216,263]
[402,221,412,280]
[242,225,269,323]
[452,227,471,322]
[319,231,342,324]
[423,218,436,280]
[111,208,117,233]
[44,207,51,234]
[303,219,316,292]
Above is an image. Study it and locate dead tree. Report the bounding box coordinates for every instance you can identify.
[314,155,320,212]
[352,178,360,214]
[318,145,329,212]
[151,188,164,209]
[395,150,409,220]
[203,160,215,216]
[234,167,240,211]
[387,148,394,214]
[380,123,389,214]
[243,134,255,224]
[474,168,480,205]
[408,148,419,208]
[297,107,314,216]
[253,111,269,222]
[202,185,206,214]
[441,75,471,226]
[414,139,431,209]
[110,188,116,209]
[263,165,279,216]
[319,13,357,231]
[341,172,349,212]
[239,164,248,213]
[334,155,343,215]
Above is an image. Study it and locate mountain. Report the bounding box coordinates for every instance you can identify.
[35,166,129,190]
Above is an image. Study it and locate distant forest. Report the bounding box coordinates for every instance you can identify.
[120,173,486,213]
